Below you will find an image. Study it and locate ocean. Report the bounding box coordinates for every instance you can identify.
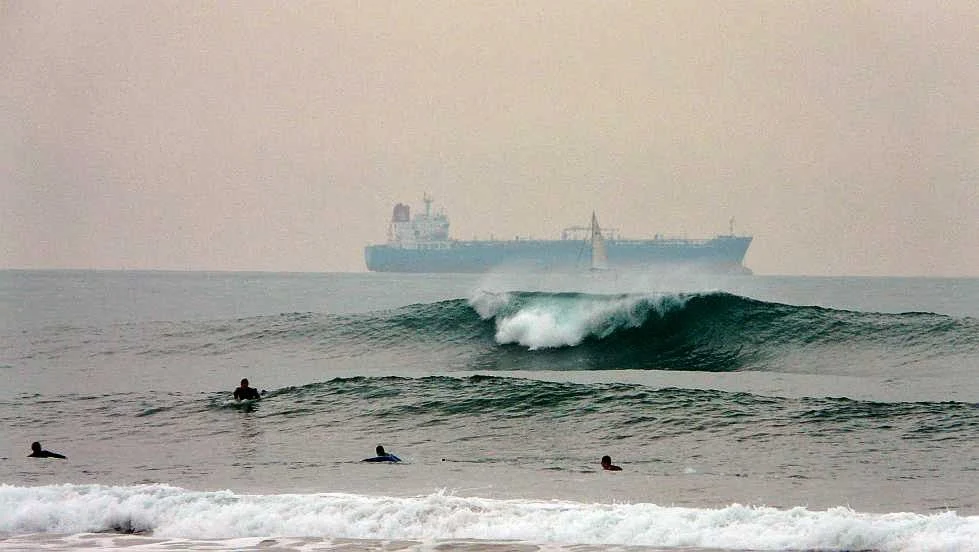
[1,269,977,551]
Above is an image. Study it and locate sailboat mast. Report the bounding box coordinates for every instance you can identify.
[590,212,609,271]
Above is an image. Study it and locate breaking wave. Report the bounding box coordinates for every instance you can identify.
[19,291,978,374]
[1,484,975,551]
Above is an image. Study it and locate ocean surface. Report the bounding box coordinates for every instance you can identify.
[1,269,977,551]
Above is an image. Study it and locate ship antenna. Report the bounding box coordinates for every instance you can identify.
[423,193,433,216]
[729,217,734,236]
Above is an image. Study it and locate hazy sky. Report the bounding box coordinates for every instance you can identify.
[2,2,977,275]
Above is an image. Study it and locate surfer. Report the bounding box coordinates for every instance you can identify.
[233,378,261,401]
[600,455,621,471]
[28,441,66,459]
[363,445,401,463]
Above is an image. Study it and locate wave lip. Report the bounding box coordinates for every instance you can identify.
[1,484,976,551]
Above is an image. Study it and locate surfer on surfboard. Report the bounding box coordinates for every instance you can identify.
[28,441,66,459]
[233,378,262,401]
[363,445,401,463]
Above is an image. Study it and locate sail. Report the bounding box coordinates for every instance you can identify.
[590,212,609,271]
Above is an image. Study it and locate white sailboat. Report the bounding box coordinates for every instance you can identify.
[590,212,609,271]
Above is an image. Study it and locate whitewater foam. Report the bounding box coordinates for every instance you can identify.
[1,484,976,551]
[469,291,689,350]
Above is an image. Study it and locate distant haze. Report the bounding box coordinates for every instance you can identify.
[2,2,976,276]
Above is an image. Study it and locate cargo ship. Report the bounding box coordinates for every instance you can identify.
[364,195,752,273]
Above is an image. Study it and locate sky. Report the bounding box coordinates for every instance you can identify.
[2,1,976,276]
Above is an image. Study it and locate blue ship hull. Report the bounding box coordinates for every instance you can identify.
[364,236,752,273]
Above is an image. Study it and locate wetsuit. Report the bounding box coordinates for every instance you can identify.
[28,449,66,459]
[363,454,401,463]
[234,386,261,400]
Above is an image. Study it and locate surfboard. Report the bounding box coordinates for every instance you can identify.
[228,398,259,411]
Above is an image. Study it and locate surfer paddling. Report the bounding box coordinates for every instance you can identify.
[233,378,262,401]
[363,445,401,463]
[600,455,621,471]
[28,442,66,459]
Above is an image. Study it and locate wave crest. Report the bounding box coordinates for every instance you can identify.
[471,291,689,350]
[463,290,978,372]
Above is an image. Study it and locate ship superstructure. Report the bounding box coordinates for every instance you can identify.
[386,195,450,246]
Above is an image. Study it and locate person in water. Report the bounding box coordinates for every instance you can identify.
[233,378,261,401]
[363,445,401,463]
[28,442,66,459]
[600,455,621,471]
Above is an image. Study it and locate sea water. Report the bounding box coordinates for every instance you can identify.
[1,270,977,551]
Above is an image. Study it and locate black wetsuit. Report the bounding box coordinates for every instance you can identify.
[363,454,401,463]
[28,450,66,459]
[234,386,261,400]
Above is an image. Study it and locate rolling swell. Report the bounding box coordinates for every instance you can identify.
[245,375,979,445]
